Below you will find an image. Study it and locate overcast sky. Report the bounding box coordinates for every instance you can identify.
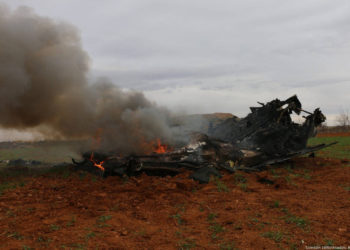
[2,0,350,125]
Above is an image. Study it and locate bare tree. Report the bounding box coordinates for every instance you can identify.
[336,109,350,128]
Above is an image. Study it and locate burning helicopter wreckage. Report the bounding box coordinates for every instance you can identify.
[73,95,336,183]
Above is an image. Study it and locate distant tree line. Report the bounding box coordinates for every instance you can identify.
[317,109,350,133]
[336,109,350,128]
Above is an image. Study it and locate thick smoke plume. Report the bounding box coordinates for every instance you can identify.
[0,5,174,154]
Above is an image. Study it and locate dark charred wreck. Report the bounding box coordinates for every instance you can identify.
[73,95,335,183]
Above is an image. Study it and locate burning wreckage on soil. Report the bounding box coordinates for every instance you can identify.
[73,95,335,183]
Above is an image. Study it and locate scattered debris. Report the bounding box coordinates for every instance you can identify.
[73,95,336,183]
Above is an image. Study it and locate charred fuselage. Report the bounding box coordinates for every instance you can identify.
[73,95,333,183]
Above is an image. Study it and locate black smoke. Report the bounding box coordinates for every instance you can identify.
[0,4,174,154]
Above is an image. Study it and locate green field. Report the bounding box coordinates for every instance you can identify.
[0,141,83,164]
[308,136,350,159]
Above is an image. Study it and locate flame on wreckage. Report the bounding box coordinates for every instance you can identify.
[73,95,335,183]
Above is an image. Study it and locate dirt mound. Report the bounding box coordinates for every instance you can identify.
[0,157,349,249]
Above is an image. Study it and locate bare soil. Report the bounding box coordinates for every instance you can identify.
[0,138,349,249]
[317,132,350,137]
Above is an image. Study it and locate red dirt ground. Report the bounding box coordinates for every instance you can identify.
[317,132,350,137]
[0,156,349,250]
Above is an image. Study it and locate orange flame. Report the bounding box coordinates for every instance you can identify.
[89,152,105,171]
[154,139,169,154]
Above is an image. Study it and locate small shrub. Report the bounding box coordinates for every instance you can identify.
[237,183,248,192]
[284,214,308,228]
[270,200,280,208]
[171,213,183,225]
[220,241,238,250]
[215,178,229,192]
[134,229,146,237]
[234,173,247,184]
[22,246,33,250]
[6,209,15,217]
[284,165,294,173]
[98,215,112,223]
[26,207,36,213]
[324,239,334,246]
[85,231,96,240]
[269,169,281,178]
[281,208,289,214]
[175,230,182,238]
[303,173,311,180]
[210,223,225,239]
[110,204,120,211]
[339,184,350,191]
[289,242,298,250]
[66,216,76,227]
[178,238,196,249]
[250,217,259,223]
[207,213,217,222]
[37,236,52,243]
[50,224,60,231]
[261,231,284,242]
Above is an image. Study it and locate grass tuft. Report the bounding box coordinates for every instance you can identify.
[171,213,183,225]
[234,173,247,184]
[220,241,238,250]
[237,183,248,192]
[210,223,225,239]
[98,215,112,223]
[207,213,218,222]
[178,238,196,249]
[271,200,280,208]
[66,215,76,227]
[261,231,284,242]
[50,224,61,231]
[214,178,229,192]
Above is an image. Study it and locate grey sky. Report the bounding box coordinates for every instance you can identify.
[2,0,350,124]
